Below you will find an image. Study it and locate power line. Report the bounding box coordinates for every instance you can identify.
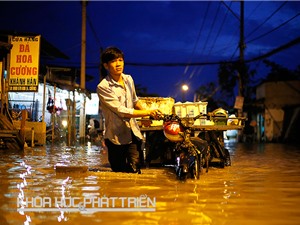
[185,2,212,81]
[87,14,102,49]
[245,36,300,63]
[190,2,211,60]
[55,35,300,69]
[200,2,221,56]
[125,36,300,67]
[221,1,240,21]
[188,2,223,82]
[245,1,288,41]
[245,1,263,21]
[218,1,241,61]
[184,2,226,84]
[182,2,211,77]
[246,12,300,44]
[207,1,231,57]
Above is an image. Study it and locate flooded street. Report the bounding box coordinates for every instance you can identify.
[0,142,300,225]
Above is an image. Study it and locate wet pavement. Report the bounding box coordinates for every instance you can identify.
[0,141,300,225]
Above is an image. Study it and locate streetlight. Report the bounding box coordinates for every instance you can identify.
[182,84,189,102]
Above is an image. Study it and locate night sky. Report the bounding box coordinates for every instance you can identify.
[1,1,300,102]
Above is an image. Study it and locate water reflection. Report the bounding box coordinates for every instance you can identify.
[0,143,300,225]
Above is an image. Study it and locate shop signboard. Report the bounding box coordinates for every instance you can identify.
[234,95,244,110]
[9,35,40,92]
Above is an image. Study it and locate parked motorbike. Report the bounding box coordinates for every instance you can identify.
[161,114,209,180]
[160,112,240,180]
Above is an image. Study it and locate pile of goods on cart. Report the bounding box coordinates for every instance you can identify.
[137,97,244,128]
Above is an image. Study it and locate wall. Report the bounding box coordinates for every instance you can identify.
[256,80,300,141]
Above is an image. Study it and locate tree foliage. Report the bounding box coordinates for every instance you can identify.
[218,62,239,98]
[194,81,229,111]
[218,61,256,101]
[194,61,257,110]
[262,59,300,82]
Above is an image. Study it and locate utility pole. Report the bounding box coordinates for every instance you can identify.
[237,0,245,117]
[236,1,245,142]
[79,0,87,144]
[81,1,86,90]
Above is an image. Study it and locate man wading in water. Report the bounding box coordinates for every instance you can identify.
[97,47,161,174]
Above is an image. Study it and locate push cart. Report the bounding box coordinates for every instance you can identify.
[140,113,246,180]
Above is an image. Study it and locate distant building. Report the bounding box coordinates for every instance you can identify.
[0,31,96,147]
[256,80,300,143]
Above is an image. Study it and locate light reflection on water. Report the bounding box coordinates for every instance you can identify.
[0,142,300,225]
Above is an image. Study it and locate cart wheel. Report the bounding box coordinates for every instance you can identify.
[176,166,188,180]
[190,154,201,179]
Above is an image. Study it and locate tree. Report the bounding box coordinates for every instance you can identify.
[194,81,229,112]
[194,61,256,112]
[218,61,256,108]
[262,59,300,82]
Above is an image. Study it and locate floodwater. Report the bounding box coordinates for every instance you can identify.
[0,141,300,225]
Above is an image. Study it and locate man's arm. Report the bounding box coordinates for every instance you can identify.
[133,100,161,119]
[134,100,144,110]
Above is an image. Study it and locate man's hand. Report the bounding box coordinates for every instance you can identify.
[149,109,163,120]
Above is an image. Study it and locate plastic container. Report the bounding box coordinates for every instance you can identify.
[173,101,208,125]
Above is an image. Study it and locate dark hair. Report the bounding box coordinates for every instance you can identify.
[101,47,124,64]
